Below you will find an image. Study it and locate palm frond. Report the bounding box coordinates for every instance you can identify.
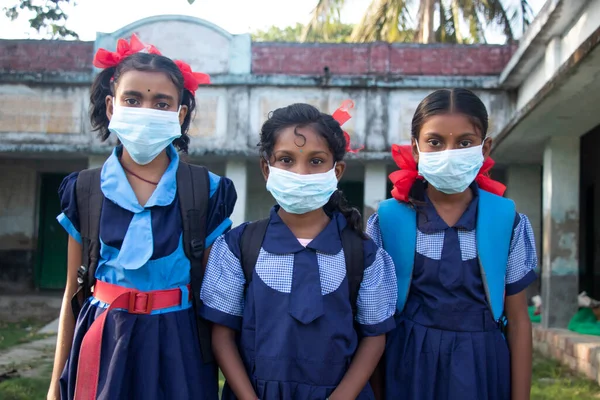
[301,0,346,42]
[350,0,410,43]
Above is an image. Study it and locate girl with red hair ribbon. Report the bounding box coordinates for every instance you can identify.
[367,89,538,400]
[48,34,236,400]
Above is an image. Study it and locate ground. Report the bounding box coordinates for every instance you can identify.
[0,322,598,399]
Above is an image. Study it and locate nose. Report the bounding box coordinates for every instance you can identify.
[289,164,311,175]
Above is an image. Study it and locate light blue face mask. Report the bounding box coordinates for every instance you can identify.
[417,142,485,194]
[108,102,182,165]
[266,165,338,214]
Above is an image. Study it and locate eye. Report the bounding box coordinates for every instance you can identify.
[459,140,473,148]
[311,158,324,165]
[156,102,170,110]
[278,156,293,164]
[427,139,441,147]
[124,98,140,106]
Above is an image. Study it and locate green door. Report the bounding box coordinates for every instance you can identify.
[36,173,68,289]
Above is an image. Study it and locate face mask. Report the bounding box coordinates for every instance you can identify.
[266,165,338,214]
[417,143,485,194]
[108,102,182,165]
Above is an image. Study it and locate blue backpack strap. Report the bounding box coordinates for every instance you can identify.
[377,199,417,313]
[476,190,516,321]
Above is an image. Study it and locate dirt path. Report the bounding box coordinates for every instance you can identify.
[0,335,56,378]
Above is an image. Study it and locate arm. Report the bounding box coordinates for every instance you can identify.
[370,357,385,400]
[505,291,532,400]
[212,324,257,400]
[330,335,386,400]
[47,236,81,400]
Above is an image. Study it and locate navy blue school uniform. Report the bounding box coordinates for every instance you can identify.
[56,145,237,400]
[200,206,397,400]
[367,183,538,400]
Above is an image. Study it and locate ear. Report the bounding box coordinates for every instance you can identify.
[411,137,419,164]
[105,95,114,121]
[178,105,189,126]
[260,157,270,182]
[482,137,493,159]
[334,161,346,181]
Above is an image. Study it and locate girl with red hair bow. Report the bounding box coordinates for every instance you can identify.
[367,89,538,400]
[48,34,236,400]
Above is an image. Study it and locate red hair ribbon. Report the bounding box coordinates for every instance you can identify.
[332,99,364,154]
[173,60,210,95]
[389,144,506,202]
[93,34,210,95]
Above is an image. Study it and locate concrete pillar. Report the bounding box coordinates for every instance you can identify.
[363,163,387,222]
[541,136,580,329]
[88,155,108,169]
[506,165,543,299]
[226,160,247,227]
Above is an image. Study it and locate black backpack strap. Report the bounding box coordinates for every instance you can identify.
[176,161,213,364]
[72,168,103,318]
[341,228,365,318]
[239,219,270,286]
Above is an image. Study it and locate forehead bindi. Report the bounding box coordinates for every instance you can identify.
[116,70,178,98]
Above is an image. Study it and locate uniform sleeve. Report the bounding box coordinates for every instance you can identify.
[205,172,238,248]
[199,227,246,330]
[505,213,538,296]
[355,239,397,337]
[56,172,82,244]
[366,213,383,248]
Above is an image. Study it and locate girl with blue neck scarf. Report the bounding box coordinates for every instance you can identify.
[48,35,237,400]
[200,102,397,400]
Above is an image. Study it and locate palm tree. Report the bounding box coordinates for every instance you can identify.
[302,0,533,44]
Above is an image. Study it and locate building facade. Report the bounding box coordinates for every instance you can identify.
[0,1,598,335]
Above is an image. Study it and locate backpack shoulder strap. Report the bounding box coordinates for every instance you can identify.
[340,228,365,318]
[176,161,212,363]
[476,190,516,321]
[72,168,103,317]
[239,219,270,286]
[377,198,417,313]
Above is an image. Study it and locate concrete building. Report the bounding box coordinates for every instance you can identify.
[0,1,598,362]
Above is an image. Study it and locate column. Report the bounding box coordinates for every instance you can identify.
[226,159,247,227]
[541,136,580,329]
[363,162,387,222]
[506,165,543,299]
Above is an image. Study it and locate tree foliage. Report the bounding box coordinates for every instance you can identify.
[3,0,78,39]
[252,22,354,43]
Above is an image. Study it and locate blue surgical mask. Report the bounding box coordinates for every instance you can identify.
[266,165,338,214]
[108,102,182,165]
[417,143,485,194]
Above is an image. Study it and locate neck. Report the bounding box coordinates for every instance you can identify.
[278,207,330,239]
[120,147,170,181]
[427,184,473,206]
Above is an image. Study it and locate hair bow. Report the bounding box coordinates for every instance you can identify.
[93,34,210,95]
[93,34,161,69]
[389,144,506,202]
[173,60,211,95]
[332,100,364,154]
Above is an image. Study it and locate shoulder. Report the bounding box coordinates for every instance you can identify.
[218,222,251,259]
[58,171,80,198]
[361,235,380,268]
[207,171,235,197]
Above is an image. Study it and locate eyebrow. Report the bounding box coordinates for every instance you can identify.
[423,132,478,138]
[274,149,329,156]
[121,91,175,102]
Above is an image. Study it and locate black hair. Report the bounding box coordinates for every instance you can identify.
[259,103,365,237]
[89,52,196,153]
[409,88,489,203]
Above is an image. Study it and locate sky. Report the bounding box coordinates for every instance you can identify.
[0,0,547,42]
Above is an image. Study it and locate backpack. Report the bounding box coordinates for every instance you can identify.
[70,161,214,363]
[377,190,515,323]
[239,218,365,318]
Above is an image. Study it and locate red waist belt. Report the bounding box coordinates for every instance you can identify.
[74,280,192,400]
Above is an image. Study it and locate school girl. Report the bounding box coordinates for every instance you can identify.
[199,102,397,400]
[47,35,237,400]
[368,88,538,400]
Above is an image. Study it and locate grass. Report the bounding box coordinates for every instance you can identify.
[0,341,599,399]
[531,351,600,399]
[0,321,49,351]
